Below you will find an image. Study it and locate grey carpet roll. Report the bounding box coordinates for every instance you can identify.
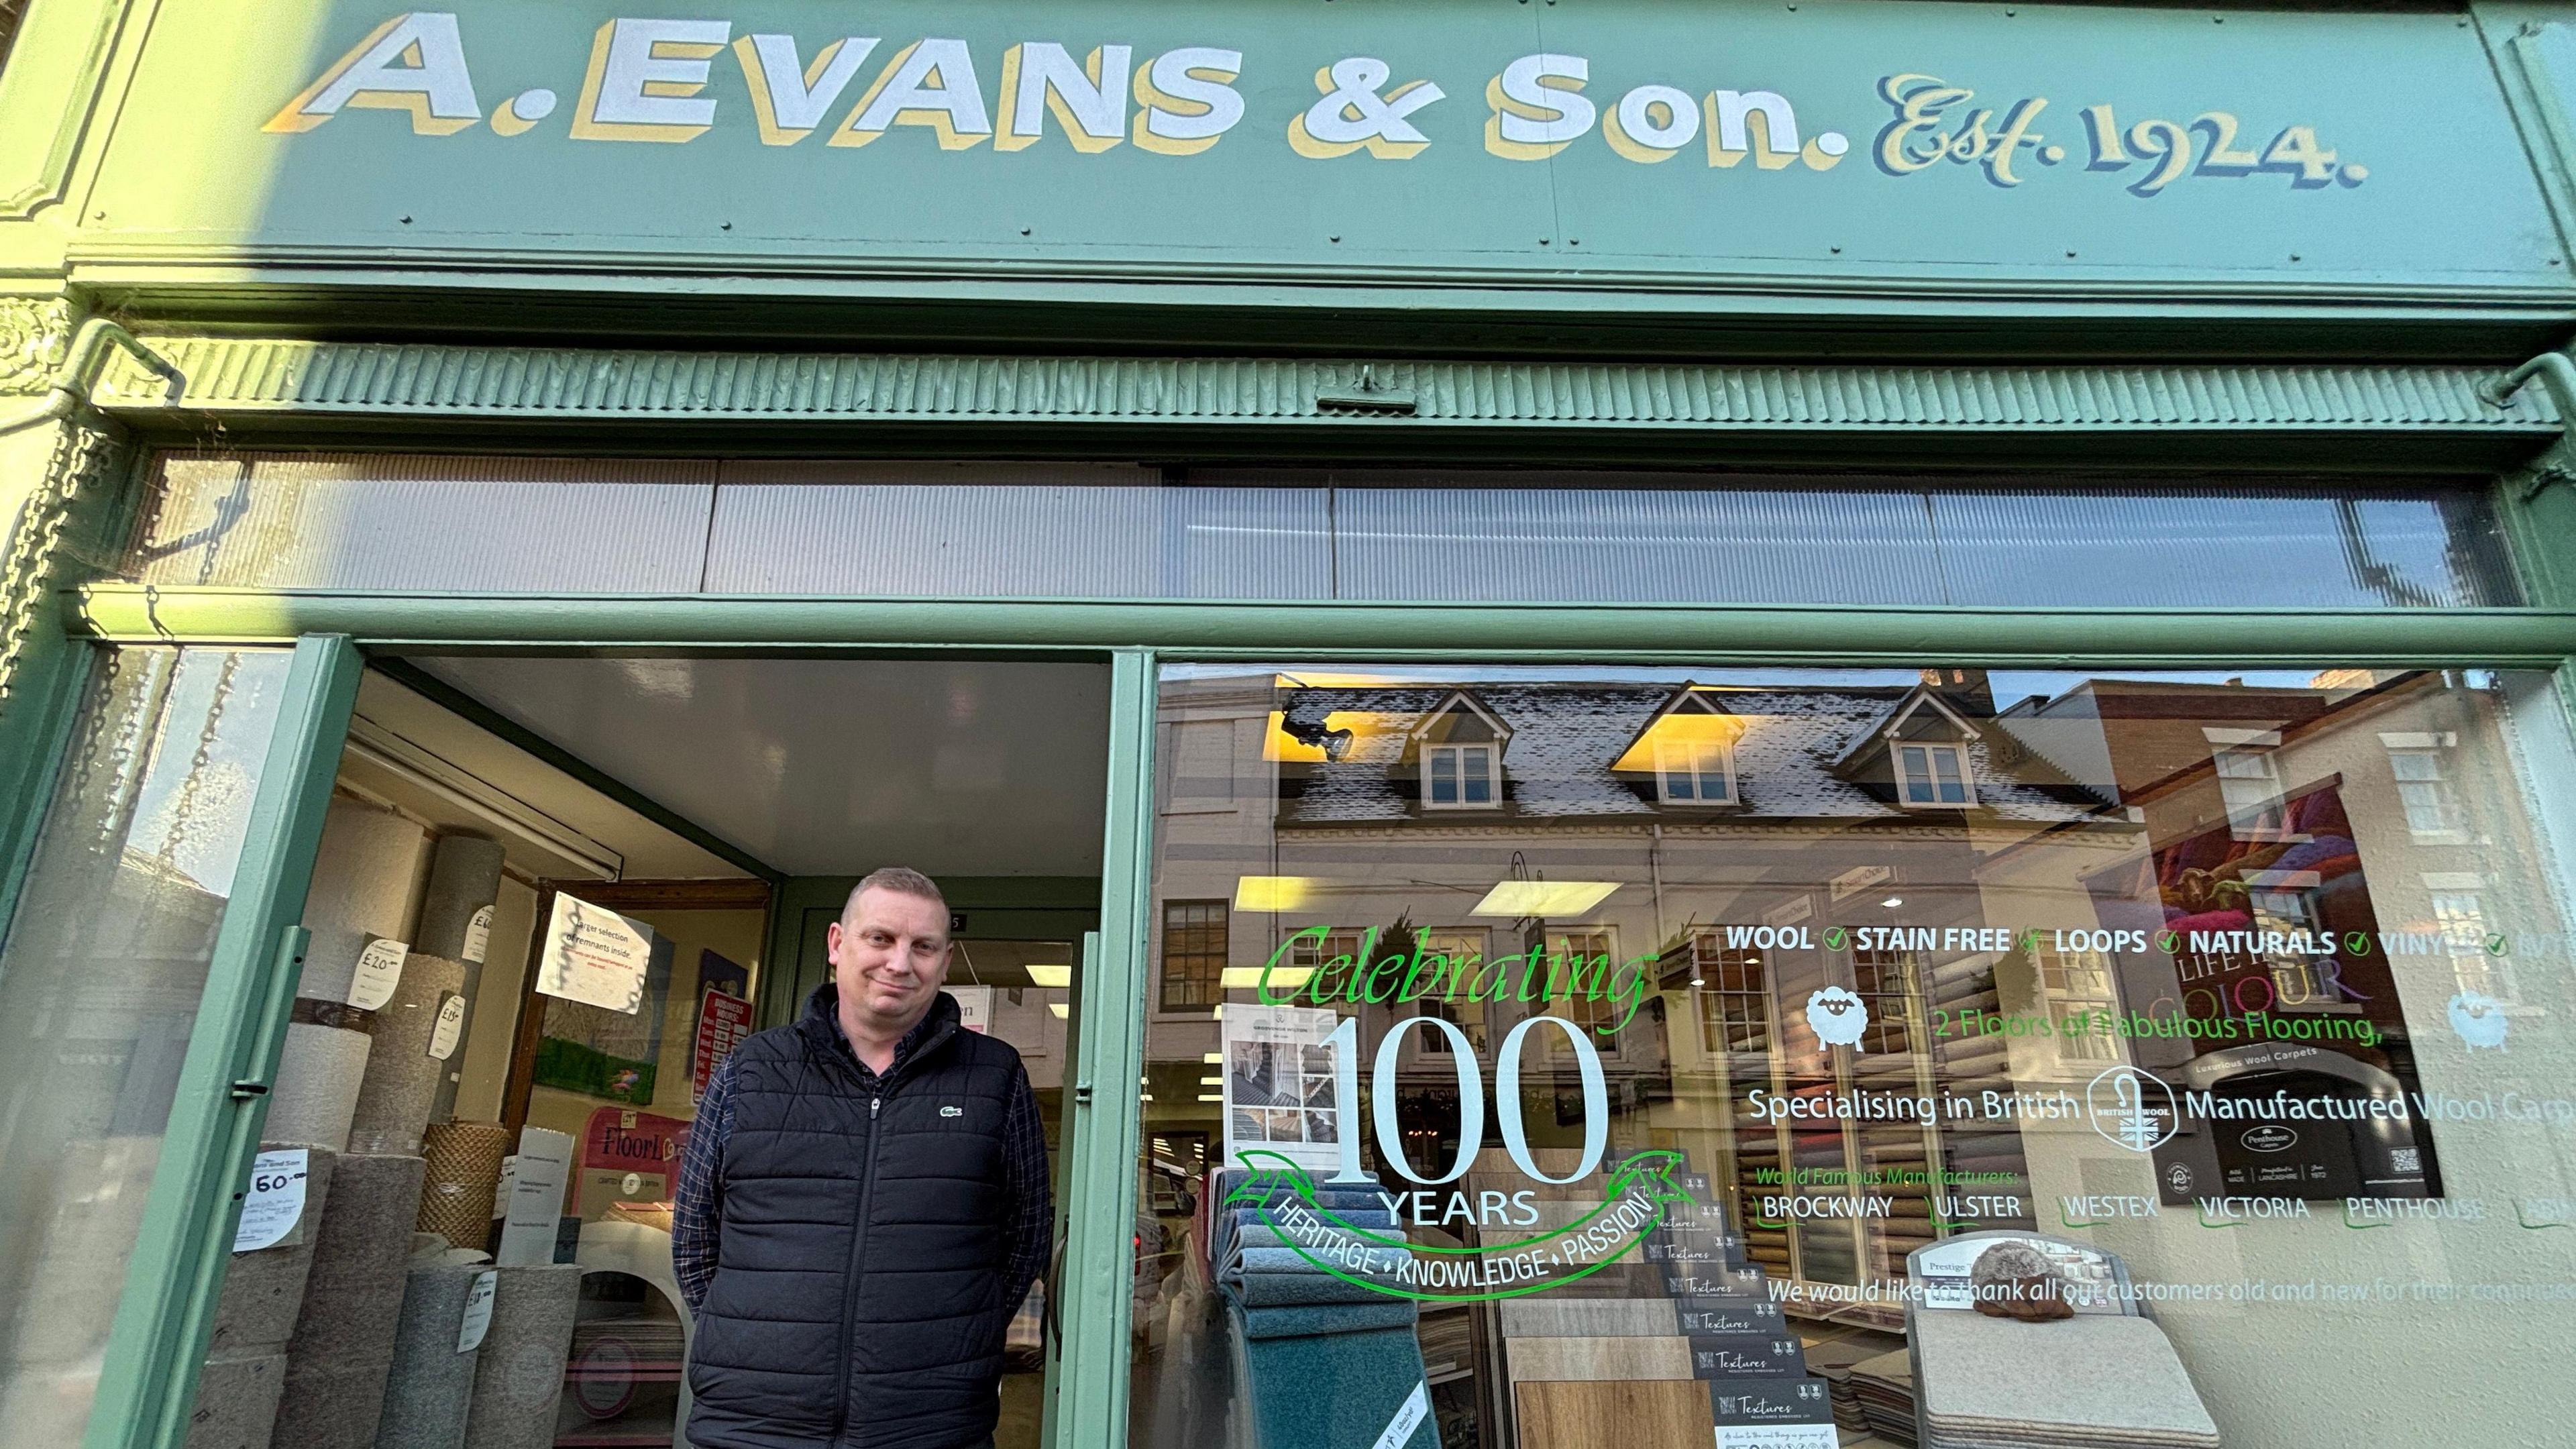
[417,834,504,962]
[463,1264,583,1449]
[373,1248,492,1449]
[347,955,468,1157]
[185,1352,287,1449]
[419,835,506,1120]
[275,1153,428,1449]
[299,800,428,1001]
[269,1010,374,1152]
[207,1144,340,1355]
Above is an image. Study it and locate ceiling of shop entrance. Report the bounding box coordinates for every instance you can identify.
[413,657,1110,878]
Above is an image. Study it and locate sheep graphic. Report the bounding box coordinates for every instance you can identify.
[1806,986,1870,1051]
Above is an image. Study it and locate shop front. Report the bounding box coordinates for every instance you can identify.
[5,3,2576,1449]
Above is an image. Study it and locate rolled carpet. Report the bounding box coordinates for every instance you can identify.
[462,1263,583,1449]
[268,1003,375,1152]
[274,1153,429,1449]
[417,835,505,1122]
[347,955,468,1157]
[372,1246,492,1449]
[1222,1305,1436,1449]
[1238,1301,1418,1339]
[184,1352,286,1449]
[205,1144,340,1355]
[418,1122,511,1252]
[297,801,427,1002]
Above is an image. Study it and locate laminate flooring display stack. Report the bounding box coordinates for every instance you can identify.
[1479,1154,1837,1449]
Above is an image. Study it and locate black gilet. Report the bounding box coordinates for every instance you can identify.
[686,986,1023,1449]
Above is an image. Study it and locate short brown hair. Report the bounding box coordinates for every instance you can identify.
[847,867,947,922]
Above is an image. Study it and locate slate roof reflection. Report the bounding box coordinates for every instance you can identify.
[1277,683,2092,825]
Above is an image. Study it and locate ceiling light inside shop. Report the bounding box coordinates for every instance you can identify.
[1199,1093,1224,1103]
[1882,897,1903,908]
[1470,880,1619,918]
[1222,966,1314,989]
[1049,1003,1069,1019]
[1203,1053,1224,1063]
[1201,1076,1223,1086]
[1234,875,1317,911]
[1026,964,1073,987]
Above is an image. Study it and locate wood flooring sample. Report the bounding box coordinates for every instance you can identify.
[1513,1379,1715,1449]
[1505,1336,1690,1381]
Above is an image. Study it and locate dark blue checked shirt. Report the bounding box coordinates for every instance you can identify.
[673,1010,1053,1317]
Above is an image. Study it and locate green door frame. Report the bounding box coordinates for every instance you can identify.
[45,585,2576,1449]
[83,633,362,1449]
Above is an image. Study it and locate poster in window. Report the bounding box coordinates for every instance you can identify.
[1221,1003,1343,1172]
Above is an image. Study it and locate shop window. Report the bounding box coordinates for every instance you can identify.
[1138,660,2576,1449]
[1160,900,1228,1010]
[1421,743,1497,810]
[1896,741,1972,806]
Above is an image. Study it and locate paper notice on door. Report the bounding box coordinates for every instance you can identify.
[498,1126,574,1266]
[347,936,409,1010]
[463,904,494,965]
[233,1148,310,1253]
[537,894,653,1014]
[458,1269,498,1352]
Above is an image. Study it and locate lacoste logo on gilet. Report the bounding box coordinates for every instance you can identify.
[941,1105,963,1118]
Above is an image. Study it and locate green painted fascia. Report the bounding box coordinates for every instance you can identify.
[70,587,2576,667]
[74,337,2567,468]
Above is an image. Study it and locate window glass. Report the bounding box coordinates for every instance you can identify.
[0,647,293,1442]
[130,456,2520,611]
[1136,663,2576,1449]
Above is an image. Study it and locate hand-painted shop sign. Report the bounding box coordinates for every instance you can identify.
[97,1,2563,290]
[272,12,2368,197]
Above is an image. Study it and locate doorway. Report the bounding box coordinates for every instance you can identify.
[239,653,1110,1449]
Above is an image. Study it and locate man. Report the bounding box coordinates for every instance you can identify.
[676,867,1051,1449]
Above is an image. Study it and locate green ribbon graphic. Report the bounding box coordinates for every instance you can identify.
[1223,1148,1686,1303]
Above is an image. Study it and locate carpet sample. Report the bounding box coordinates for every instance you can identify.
[348,955,468,1156]
[1914,1311,2218,1447]
[462,1263,582,1449]
[274,1153,428,1449]
[417,835,505,1120]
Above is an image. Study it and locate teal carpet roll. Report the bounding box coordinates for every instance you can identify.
[1223,1304,1436,1449]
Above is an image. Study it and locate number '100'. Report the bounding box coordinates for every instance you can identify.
[1320,1013,1609,1187]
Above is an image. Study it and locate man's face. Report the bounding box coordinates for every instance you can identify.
[828,888,951,1031]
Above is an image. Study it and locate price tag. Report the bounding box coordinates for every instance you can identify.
[234,1148,310,1253]
[458,1269,498,1352]
[347,937,410,1011]
[429,992,467,1059]
[463,905,494,965]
